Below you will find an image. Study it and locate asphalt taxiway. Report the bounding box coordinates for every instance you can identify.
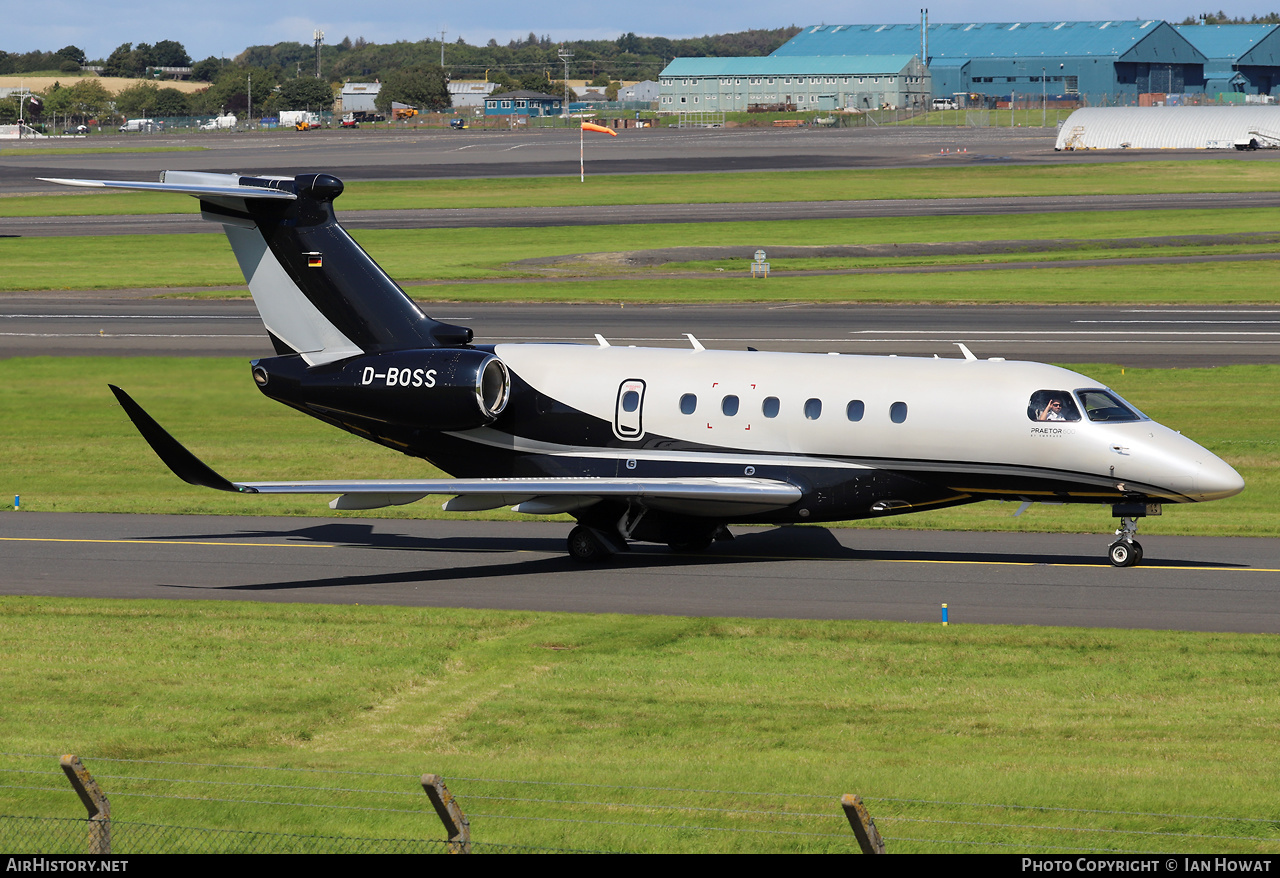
[5,513,1278,632]
[3,299,1278,367]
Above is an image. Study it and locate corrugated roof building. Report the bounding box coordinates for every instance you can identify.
[771,21,1207,104]
[341,82,381,113]
[659,55,930,111]
[1175,24,1280,96]
[448,81,498,108]
[1055,106,1280,149]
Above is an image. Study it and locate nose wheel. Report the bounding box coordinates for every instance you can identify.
[1107,516,1143,567]
[1108,539,1143,567]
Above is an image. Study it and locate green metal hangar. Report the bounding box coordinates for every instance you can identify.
[1175,23,1280,97]
[658,55,930,112]
[769,20,1208,105]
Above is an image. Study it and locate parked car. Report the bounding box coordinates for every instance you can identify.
[449,118,468,130]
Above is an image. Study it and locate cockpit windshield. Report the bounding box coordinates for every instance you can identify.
[1074,389,1145,422]
[1028,390,1081,422]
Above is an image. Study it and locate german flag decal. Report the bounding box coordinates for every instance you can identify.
[305,252,323,268]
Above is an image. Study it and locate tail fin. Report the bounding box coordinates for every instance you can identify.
[43,171,471,365]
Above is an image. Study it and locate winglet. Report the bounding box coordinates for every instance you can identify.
[108,385,252,493]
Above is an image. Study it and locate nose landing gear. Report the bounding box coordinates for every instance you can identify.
[1107,513,1144,567]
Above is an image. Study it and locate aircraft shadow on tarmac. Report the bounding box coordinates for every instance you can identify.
[142,522,1242,594]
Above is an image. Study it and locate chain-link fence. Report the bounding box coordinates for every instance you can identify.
[0,815,453,854]
[4,753,1278,854]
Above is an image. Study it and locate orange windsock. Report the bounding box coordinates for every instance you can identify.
[581,122,618,136]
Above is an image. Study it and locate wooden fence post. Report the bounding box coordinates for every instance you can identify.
[60,755,110,855]
[422,773,470,854]
[840,793,885,854]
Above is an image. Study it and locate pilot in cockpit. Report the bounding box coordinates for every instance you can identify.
[1039,397,1067,421]
[1030,391,1082,422]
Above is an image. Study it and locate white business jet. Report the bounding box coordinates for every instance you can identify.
[45,171,1244,567]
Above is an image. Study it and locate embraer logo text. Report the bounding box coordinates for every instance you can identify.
[360,367,437,388]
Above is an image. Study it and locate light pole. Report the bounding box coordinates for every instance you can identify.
[558,47,573,125]
[1042,67,1046,127]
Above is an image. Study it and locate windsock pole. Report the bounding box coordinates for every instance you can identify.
[580,121,617,182]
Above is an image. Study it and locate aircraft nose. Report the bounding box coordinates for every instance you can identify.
[1196,455,1245,501]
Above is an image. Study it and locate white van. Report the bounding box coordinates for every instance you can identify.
[931,97,958,110]
[118,119,156,133]
[200,114,237,131]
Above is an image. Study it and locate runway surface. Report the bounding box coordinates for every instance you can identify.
[4,513,1277,632]
[3,299,1278,367]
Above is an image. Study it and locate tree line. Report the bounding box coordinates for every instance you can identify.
[1180,11,1280,23]
[1,27,800,125]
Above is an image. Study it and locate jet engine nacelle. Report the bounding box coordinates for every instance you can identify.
[251,348,511,431]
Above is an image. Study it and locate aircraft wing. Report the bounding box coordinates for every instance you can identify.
[110,385,801,515]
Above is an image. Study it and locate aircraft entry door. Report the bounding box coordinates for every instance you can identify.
[614,379,646,441]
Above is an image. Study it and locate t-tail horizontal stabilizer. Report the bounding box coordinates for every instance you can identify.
[45,172,471,366]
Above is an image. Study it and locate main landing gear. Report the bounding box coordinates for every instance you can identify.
[567,525,617,564]
[565,515,732,564]
[1107,513,1143,568]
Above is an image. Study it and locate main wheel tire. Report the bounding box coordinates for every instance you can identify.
[567,525,612,564]
[1108,540,1139,568]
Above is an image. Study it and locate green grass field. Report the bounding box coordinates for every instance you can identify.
[5,160,1279,215]
[3,599,1279,853]
[0,146,206,158]
[6,208,1280,305]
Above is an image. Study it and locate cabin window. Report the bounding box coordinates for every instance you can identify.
[621,390,640,413]
[804,398,822,420]
[722,395,739,416]
[890,401,908,424]
[1075,389,1143,422]
[846,400,865,422]
[1028,390,1081,422]
[762,397,780,418]
[680,393,698,414]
